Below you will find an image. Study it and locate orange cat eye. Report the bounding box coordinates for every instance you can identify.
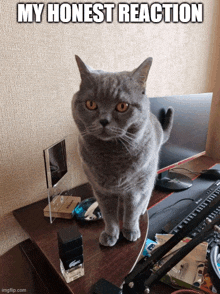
[116,102,129,113]
[86,100,98,110]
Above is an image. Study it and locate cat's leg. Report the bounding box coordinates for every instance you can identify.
[122,189,152,242]
[122,193,143,242]
[94,191,120,247]
[141,197,151,215]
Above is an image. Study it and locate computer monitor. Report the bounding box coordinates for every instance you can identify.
[149,93,213,191]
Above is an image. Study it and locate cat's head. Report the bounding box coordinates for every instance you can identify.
[72,55,152,141]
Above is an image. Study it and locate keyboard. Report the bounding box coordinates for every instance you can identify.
[167,180,220,255]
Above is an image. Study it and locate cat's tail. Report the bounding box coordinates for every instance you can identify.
[162,107,174,144]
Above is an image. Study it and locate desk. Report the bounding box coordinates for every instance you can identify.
[12,155,217,294]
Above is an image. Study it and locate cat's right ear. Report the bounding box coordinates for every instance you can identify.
[132,57,153,89]
[75,55,92,80]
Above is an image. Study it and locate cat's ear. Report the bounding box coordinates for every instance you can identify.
[132,57,153,88]
[75,55,92,80]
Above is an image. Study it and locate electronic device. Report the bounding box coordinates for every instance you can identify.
[166,180,220,252]
[200,169,220,180]
[167,179,220,234]
[149,93,213,191]
[163,179,220,292]
[74,197,102,221]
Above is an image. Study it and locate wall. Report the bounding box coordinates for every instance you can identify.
[205,1,220,158]
[0,0,219,254]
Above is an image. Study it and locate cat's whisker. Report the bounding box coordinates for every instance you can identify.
[80,130,89,137]
[80,126,102,138]
[121,140,133,151]
[110,126,138,142]
[108,128,123,137]
[118,138,131,155]
[125,131,137,139]
[121,135,136,149]
[87,125,99,131]
[123,182,133,192]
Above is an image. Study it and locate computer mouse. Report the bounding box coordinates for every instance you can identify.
[74,197,102,221]
[200,169,220,180]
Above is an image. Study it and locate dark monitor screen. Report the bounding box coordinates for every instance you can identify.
[149,93,213,172]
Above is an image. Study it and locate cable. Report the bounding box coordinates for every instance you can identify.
[208,244,220,292]
[149,198,195,220]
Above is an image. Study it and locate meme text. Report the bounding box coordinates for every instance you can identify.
[17,2,204,24]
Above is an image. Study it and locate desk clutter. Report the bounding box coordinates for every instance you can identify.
[44,196,102,221]
[143,234,218,293]
[43,195,81,219]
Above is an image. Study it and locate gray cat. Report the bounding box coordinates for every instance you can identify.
[72,56,174,246]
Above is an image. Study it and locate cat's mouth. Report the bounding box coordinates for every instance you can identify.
[95,127,125,141]
[85,124,126,141]
[97,129,119,141]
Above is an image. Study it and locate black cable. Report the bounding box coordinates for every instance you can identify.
[208,244,220,292]
[149,198,195,220]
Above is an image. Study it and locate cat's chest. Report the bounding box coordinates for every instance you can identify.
[78,136,158,190]
[80,139,142,172]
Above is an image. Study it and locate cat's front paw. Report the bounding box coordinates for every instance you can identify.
[122,228,141,242]
[99,231,118,247]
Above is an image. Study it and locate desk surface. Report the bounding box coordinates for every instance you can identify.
[13,155,217,294]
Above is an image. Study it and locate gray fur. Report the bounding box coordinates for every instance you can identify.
[72,56,174,246]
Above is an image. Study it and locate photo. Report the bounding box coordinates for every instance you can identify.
[1,1,220,293]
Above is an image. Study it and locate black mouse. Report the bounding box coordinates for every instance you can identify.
[200,169,220,180]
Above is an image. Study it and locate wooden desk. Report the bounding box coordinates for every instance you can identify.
[12,155,217,294]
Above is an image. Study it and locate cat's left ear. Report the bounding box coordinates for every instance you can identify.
[75,55,92,80]
[132,57,153,88]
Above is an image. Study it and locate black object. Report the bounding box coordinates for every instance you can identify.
[46,139,67,188]
[156,170,193,191]
[91,278,122,294]
[208,244,220,293]
[59,245,83,261]
[58,225,82,253]
[150,93,212,192]
[200,169,220,180]
[206,231,220,256]
[150,94,212,171]
[57,225,83,271]
[168,180,220,244]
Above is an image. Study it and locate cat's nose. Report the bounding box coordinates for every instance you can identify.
[99,119,109,127]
